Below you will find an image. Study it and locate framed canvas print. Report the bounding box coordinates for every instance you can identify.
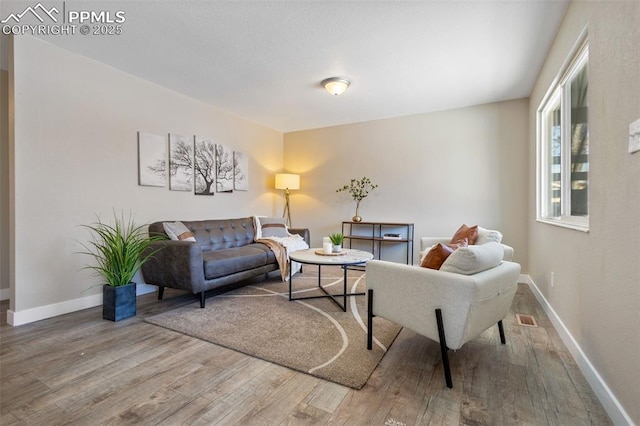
[169,133,193,191]
[233,151,249,191]
[215,144,234,192]
[194,136,215,196]
[137,132,166,187]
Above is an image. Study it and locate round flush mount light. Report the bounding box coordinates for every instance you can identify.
[321,77,351,96]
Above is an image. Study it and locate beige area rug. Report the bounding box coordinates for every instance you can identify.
[145,266,402,389]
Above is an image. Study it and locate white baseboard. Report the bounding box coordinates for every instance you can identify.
[7,283,158,326]
[525,275,633,426]
[8,293,103,326]
[136,283,157,296]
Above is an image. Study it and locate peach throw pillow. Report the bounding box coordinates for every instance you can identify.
[420,239,469,270]
[450,224,478,245]
[421,244,454,269]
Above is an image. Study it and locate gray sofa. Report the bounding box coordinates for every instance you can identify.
[141,217,310,308]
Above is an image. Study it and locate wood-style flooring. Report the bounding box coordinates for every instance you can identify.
[0,283,611,425]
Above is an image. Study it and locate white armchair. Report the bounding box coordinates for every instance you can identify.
[366,256,521,388]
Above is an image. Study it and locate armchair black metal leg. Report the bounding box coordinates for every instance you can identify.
[199,291,205,308]
[367,289,373,350]
[158,286,164,301]
[435,308,453,389]
[498,320,506,344]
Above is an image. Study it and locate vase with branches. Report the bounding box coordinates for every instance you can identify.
[336,177,378,222]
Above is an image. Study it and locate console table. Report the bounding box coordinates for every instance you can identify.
[342,221,414,265]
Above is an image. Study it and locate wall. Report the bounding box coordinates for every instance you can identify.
[0,68,9,300]
[8,36,283,324]
[528,1,639,423]
[284,98,529,268]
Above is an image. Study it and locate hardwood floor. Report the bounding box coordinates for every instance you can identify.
[0,283,611,425]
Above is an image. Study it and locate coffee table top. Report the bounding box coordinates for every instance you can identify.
[290,248,374,266]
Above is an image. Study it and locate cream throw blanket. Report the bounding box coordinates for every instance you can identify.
[256,235,309,281]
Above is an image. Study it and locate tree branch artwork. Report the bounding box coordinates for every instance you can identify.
[169,133,193,191]
[194,137,215,196]
[138,132,247,197]
[138,132,166,187]
[216,144,234,192]
[233,151,248,191]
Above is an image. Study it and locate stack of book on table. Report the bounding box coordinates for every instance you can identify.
[382,233,403,240]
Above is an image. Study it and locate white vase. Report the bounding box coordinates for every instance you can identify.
[332,244,342,253]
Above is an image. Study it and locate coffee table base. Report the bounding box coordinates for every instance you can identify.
[288,264,364,312]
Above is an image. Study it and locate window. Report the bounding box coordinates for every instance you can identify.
[537,35,589,231]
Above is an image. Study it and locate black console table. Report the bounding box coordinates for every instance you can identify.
[342,221,414,265]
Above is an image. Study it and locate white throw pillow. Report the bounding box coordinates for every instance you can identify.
[254,216,289,239]
[163,221,196,242]
[475,226,503,245]
[440,242,504,275]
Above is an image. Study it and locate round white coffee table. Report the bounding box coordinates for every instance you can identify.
[288,248,373,312]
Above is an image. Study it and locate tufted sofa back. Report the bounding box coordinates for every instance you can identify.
[149,217,256,252]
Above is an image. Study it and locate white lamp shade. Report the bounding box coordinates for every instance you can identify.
[275,173,300,190]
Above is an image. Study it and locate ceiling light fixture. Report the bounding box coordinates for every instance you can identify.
[321,77,351,96]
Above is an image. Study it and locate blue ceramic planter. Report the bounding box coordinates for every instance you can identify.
[103,283,136,321]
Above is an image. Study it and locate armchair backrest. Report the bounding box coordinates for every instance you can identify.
[366,259,521,350]
[420,237,514,262]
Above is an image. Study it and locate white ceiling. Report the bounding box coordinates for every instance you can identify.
[26,0,568,132]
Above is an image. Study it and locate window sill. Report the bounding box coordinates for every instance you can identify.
[536,217,590,233]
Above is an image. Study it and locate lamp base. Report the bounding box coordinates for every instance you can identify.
[283,189,292,227]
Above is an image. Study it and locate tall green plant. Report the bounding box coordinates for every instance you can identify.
[79,212,164,287]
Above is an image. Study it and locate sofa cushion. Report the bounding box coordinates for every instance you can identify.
[193,218,256,251]
[450,224,478,245]
[163,221,196,242]
[440,242,504,275]
[476,226,503,245]
[203,243,274,280]
[255,216,289,238]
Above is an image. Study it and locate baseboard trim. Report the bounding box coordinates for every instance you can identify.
[525,275,633,426]
[7,283,157,326]
[518,274,531,285]
[8,293,102,326]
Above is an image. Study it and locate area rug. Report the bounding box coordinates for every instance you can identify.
[145,267,402,389]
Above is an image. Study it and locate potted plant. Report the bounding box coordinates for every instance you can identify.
[79,212,163,321]
[329,232,344,253]
[336,176,378,222]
